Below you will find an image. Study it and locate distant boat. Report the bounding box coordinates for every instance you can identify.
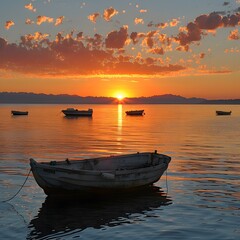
[30,150,171,196]
[126,110,145,116]
[216,111,231,116]
[11,110,28,116]
[62,108,93,117]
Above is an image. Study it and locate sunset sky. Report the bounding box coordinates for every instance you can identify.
[0,0,239,99]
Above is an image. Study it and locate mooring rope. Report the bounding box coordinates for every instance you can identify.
[1,168,32,203]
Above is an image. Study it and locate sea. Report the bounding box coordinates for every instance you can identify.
[0,104,239,240]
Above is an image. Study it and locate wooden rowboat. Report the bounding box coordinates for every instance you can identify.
[30,151,171,196]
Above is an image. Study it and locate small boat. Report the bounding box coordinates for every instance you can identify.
[216,111,231,116]
[30,151,171,196]
[126,110,145,116]
[62,108,93,117]
[11,110,28,115]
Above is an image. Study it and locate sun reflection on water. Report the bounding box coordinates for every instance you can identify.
[117,104,122,133]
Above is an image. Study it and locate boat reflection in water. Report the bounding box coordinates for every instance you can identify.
[27,186,172,239]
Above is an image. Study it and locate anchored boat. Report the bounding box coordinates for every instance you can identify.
[216,111,231,116]
[62,108,93,117]
[126,110,145,116]
[11,110,28,116]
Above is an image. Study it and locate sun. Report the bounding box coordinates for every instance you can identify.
[116,94,124,101]
[114,92,126,103]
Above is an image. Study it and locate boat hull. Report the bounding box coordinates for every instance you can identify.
[62,109,93,117]
[216,111,231,116]
[11,110,28,115]
[30,152,171,196]
[126,110,144,116]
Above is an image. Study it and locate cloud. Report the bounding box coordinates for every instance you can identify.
[19,32,50,49]
[223,2,230,6]
[5,20,15,30]
[25,18,34,25]
[134,18,144,25]
[86,33,103,49]
[142,31,158,49]
[149,47,164,55]
[105,61,185,75]
[103,7,118,21]
[88,13,100,23]
[130,32,138,44]
[0,28,186,78]
[24,3,36,12]
[176,45,190,52]
[195,13,223,30]
[175,12,240,46]
[228,29,240,40]
[147,21,169,29]
[199,53,205,58]
[36,16,54,25]
[169,18,180,27]
[224,47,240,53]
[55,16,65,26]
[105,26,128,48]
[175,22,202,46]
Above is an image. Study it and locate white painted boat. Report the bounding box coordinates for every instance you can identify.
[126,110,145,116]
[30,151,171,196]
[11,110,28,115]
[62,108,93,117]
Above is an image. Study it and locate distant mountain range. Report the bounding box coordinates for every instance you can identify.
[0,92,240,104]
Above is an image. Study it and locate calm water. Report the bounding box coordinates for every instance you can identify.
[0,104,240,240]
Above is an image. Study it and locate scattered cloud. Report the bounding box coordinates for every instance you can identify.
[148,47,164,55]
[148,21,168,28]
[0,28,186,78]
[176,45,190,52]
[0,3,239,80]
[88,13,100,23]
[25,18,34,25]
[224,47,240,53]
[36,16,54,25]
[103,7,118,21]
[55,16,65,26]
[130,32,140,44]
[169,18,180,27]
[175,12,240,46]
[24,3,36,12]
[5,20,15,30]
[105,26,128,48]
[228,28,240,39]
[20,32,49,45]
[142,31,158,49]
[134,18,144,25]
